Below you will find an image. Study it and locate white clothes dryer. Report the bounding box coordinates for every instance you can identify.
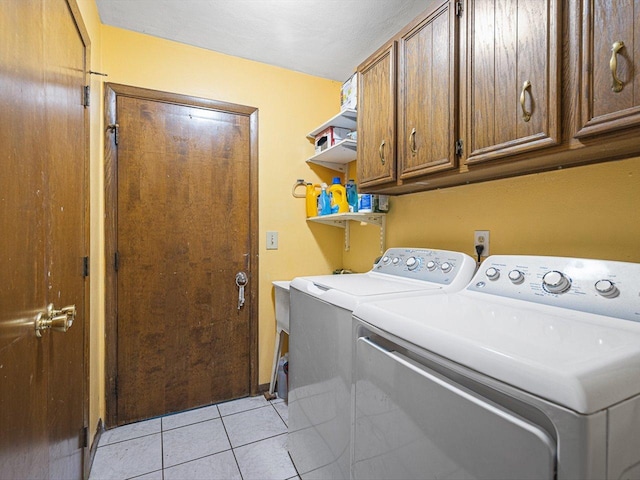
[288,248,476,480]
[352,255,640,480]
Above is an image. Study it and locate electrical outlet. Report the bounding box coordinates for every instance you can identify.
[266,231,278,250]
[474,230,490,257]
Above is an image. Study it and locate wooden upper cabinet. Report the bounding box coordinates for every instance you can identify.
[398,1,458,179]
[357,41,397,188]
[576,0,640,138]
[464,0,560,165]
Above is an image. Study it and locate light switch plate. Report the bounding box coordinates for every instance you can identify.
[266,231,278,250]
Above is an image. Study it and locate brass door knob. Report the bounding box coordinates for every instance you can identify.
[35,304,76,337]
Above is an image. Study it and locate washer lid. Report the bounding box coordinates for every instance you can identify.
[354,292,640,414]
[290,273,442,311]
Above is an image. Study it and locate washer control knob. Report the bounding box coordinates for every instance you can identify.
[542,271,571,294]
[595,279,619,298]
[392,257,400,265]
[381,256,390,265]
[440,262,452,273]
[406,257,420,271]
[426,261,437,271]
[485,267,500,281]
[508,270,525,285]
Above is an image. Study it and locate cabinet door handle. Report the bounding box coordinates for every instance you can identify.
[610,41,625,93]
[520,80,532,122]
[410,128,417,154]
[378,140,386,165]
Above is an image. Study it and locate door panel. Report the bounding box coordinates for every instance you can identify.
[398,2,457,179]
[357,42,397,188]
[0,5,48,474]
[0,0,87,478]
[576,0,640,137]
[115,94,254,424]
[44,0,87,477]
[465,0,560,164]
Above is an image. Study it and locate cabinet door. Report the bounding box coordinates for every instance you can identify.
[465,0,560,165]
[576,0,640,138]
[357,41,397,187]
[399,1,458,179]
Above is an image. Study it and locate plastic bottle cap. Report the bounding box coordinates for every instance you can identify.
[332,177,341,184]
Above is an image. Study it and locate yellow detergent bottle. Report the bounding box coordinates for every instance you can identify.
[328,177,349,214]
[305,183,321,217]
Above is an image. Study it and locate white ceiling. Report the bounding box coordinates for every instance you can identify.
[95,0,439,81]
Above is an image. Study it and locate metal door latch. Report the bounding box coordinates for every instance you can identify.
[236,272,248,310]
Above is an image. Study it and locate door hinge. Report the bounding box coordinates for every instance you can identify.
[455,1,463,17]
[83,85,90,107]
[82,426,89,448]
[455,139,464,156]
[107,123,119,145]
[83,256,89,277]
[114,251,120,272]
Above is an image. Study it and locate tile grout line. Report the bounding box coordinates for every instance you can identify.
[219,406,245,480]
[160,417,165,479]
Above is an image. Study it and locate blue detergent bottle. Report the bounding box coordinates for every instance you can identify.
[318,183,332,216]
[346,179,358,213]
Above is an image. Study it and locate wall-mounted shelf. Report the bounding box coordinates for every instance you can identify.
[306,109,357,139]
[307,212,386,252]
[306,139,357,172]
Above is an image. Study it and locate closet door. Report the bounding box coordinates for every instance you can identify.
[0,0,88,478]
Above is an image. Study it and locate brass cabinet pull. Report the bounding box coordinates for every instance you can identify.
[610,41,625,93]
[35,304,76,337]
[410,128,417,154]
[520,80,532,122]
[379,140,386,165]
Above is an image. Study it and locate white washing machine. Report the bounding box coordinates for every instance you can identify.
[288,248,476,480]
[352,255,640,480]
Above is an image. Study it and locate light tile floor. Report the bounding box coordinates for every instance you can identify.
[89,396,297,480]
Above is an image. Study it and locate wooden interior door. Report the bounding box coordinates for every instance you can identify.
[105,84,258,426]
[0,0,88,478]
[44,0,88,477]
[0,1,49,477]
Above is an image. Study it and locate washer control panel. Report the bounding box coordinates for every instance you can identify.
[373,248,475,286]
[467,255,640,322]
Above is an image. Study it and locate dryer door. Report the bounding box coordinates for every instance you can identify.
[354,336,556,480]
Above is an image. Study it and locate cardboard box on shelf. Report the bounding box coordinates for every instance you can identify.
[341,73,357,111]
[315,126,351,153]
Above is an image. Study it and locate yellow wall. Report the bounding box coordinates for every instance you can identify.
[343,157,640,272]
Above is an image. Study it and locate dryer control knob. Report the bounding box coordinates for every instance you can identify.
[381,256,390,265]
[485,267,500,280]
[595,279,619,298]
[426,261,437,271]
[542,271,571,294]
[406,257,420,271]
[508,270,525,284]
[440,262,452,273]
[392,257,400,265]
